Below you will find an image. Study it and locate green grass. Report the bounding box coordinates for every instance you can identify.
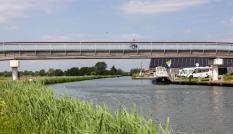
[0,78,174,134]
[175,78,210,81]
[223,72,233,81]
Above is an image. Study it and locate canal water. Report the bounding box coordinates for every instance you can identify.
[50,76,233,134]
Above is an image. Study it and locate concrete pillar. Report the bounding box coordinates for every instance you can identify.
[10,60,19,80]
[212,65,218,81]
[208,58,223,81]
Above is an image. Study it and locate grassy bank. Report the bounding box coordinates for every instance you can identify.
[0,78,172,133]
[0,75,118,84]
[224,73,233,81]
[175,78,209,81]
[33,75,118,85]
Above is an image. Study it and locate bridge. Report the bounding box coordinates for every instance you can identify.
[1,42,233,81]
[0,42,233,60]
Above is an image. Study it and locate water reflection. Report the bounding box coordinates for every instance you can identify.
[50,76,233,134]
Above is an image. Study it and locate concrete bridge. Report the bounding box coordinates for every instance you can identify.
[0,42,233,60]
[1,42,232,81]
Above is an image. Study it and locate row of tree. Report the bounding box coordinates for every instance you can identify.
[1,62,133,77]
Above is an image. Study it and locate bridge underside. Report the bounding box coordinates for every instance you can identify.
[1,50,233,60]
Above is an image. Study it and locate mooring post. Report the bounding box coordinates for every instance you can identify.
[221,75,224,82]
[198,76,201,83]
[189,76,191,84]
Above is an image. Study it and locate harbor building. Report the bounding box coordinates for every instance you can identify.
[149,58,233,76]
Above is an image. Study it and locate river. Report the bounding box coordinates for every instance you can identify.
[50,76,233,134]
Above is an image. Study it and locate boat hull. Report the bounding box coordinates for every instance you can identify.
[152,77,171,85]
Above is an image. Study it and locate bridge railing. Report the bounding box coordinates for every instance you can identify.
[0,42,232,53]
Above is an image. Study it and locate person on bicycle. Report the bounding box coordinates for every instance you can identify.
[131,39,137,49]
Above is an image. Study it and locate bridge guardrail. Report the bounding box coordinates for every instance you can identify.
[0,42,232,53]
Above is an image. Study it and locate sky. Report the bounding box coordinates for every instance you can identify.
[0,0,233,72]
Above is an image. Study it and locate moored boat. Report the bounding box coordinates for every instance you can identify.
[152,66,171,84]
[152,77,171,84]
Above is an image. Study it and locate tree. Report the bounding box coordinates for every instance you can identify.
[23,70,28,75]
[110,65,117,75]
[79,67,88,76]
[3,71,8,77]
[130,68,141,76]
[39,69,46,76]
[116,68,123,75]
[95,62,107,75]
[47,68,55,76]
[91,72,96,75]
[55,69,64,76]
[86,67,96,75]
[66,67,79,76]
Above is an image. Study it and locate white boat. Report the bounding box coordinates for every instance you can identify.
[152,66,171,84]
[153,66,169,78]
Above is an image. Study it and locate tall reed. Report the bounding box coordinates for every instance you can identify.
[0,80,172,134]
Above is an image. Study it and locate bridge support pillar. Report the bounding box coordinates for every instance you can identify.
[208,58,223,81]
[10,60,19,80]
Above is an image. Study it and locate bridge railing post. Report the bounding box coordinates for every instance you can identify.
[50,43,51,55]
[3,42,5,56]
[109,43,110,54]
[65,43,67,55]
[35,44,36,56]
[80,42,81,54]
[19,43,20,56]
[228,44,230,54]
[164,43,165,53]
[216,42,217,54]
[203,43,204,53]
[151,42,152,55]
[190,43,191,53]
[123,43,124,54]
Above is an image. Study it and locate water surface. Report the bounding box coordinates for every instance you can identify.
[50,76,233,134]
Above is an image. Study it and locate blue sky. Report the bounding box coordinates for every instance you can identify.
[0,0,233,72]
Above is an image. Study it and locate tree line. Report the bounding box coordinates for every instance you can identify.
[0,62,135,77]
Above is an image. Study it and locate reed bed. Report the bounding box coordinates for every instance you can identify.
[0,79,172,134]
[34,75,117,85]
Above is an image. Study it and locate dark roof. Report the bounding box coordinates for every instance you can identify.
[149,58,233,68]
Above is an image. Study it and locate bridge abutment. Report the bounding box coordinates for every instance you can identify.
[208,58,223,81]
[10,60,19,80]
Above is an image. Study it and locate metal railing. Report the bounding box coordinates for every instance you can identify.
[0,42,232,54]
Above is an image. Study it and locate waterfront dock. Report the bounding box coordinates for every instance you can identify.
[132,77,233,86]
[171,80,233,86]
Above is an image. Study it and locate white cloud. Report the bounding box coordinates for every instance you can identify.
[42,33,145,42]
[220,16,233,27]
[183,29,191,33]
[0,0,77,23]
[6,26,18,30]
[0,0,32,23]
[120,0,209,15]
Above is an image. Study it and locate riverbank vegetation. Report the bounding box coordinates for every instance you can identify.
[175,78,209,81]
[0,62,130,78]
[223,72,233,81]
[0,80,171,133]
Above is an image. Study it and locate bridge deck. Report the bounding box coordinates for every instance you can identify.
[0,42,232,60]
